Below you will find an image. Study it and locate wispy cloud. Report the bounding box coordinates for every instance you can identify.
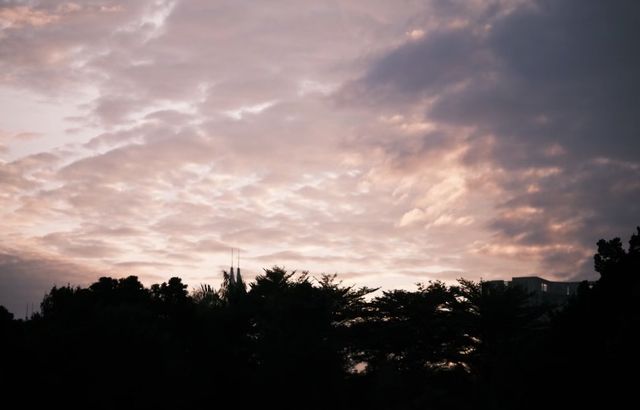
[1,0,638,314]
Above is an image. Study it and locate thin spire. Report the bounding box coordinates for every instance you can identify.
[229,248,235,284]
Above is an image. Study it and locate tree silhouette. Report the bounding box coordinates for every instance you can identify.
[539,227,640,408]
[3,227,639,409]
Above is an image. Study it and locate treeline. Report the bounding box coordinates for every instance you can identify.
[1,228,639,409]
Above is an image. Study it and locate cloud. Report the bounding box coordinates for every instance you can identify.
[1,0,636,306]
[439,0,640,165]
[0,5,60,29]
[0,1,143,92]
[340,0,640,279]
[39,232,122,258]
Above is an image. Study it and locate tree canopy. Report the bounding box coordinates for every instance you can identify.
[1,228,638,409]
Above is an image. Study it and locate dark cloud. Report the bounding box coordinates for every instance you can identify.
[0,249,98,316]
[442,0,640,164]
[343,28,483,103]
[342,0,640,279]
[347,0,640,163]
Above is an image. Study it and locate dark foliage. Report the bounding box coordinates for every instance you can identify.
[1,228,638,409]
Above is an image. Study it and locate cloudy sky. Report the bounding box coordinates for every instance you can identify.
[1,0,638,314]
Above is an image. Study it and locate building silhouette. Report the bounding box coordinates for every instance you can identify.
[225,248,244,289]
[482,276,585,305]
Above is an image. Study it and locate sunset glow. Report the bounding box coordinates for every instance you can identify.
[1,0,639,315]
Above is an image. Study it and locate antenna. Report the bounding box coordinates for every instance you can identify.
[235,248,244,287]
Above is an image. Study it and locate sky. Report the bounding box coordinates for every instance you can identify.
[1,0,639,315]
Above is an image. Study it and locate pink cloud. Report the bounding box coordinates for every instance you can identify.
[0,6,60,29]
[3,0,635,315]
